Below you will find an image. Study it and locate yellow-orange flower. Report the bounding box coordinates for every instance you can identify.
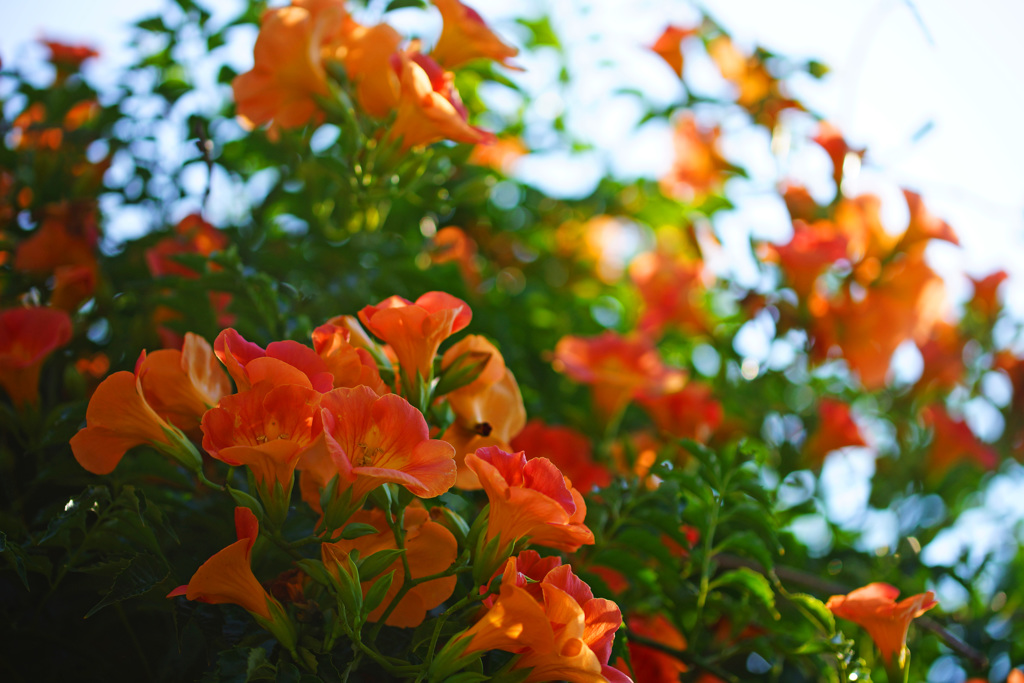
[553,332,685,420]
[826,583,937,666]
[139,333,231,434]
[358,291,472,386]
[232,3,341,131]
[321,506,457,627]
[0,307,72,407]
[431,0,519,69]
[457,559,630,683]
[387,51,492,150]
[466,446,594,553]
[215,328,335,393]
[201,381,321,490]
[327,17,403,117]
[300,385,457,507]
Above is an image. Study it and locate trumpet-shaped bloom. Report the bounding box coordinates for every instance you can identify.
[214,328,335,393]
[466,446,594,553]
[201,381,322,489]
[232,3,340,131]
[0,307,72,406]
[511,420,610,493]
[459,560,630,683]
[70,352,182,474]
[553,332,685,420]
[358,291,472,385]
[321,507,457,627]
[387,51,492,150]
[826,583,937,666]
[168,507,281,621]
[301,385,456,506]
[431,0,519,69]
[139,333,231,433]
[328,17,403,117]
[311,320,388,394]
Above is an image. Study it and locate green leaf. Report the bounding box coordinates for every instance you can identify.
[136,16,168,32]
[787,592,836,633]
[517,16,561,50]
[338,522,380,540]
[710,567,780,620]
[85,552,170,618]
[385,0,426,10]
[713,531,775,571]
[363,569,395,614]
[358,548,404,581]
[0,531,30,589]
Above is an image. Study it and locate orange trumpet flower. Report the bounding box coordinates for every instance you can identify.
[358,291,472,392]
[168,507,295,649]
[321,506,457,627]
[431,0,519,70]
[214,328,335,393]
[826,582,936,668]
[0,307,72,407]
[650,25,696,78]
[466,446,594,554]
[310,320,388,394]
[139,333,231,434]
[300,385,457,509]
[511,420,611,493]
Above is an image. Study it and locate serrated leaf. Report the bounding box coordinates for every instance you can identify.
[85,553,170,618]
[710,567,780,619]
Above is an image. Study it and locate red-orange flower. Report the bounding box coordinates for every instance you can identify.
[968,270,1008,319]
[431,0,519,70]
[639,382,723,444]
[511,420,611,493]
[301,385,457,507]
[466,446,594,553]
[613,614,687,683]
[15,201,99,278]
[650,25,696,77]
[0,307,72,407]
[456,559,630,683]
[146,214,229,278]
[50,265,96,311]
[202,381,321,490]
[321,506,457,627]
[826,583,937,666]
[311,320,388,394]
[813,122,864,192]
[430,226,482,291]
[921,406,998,475]
[42,40,99,69]
[215,328,335,393]
[802,399,865,467]
[70,351,198,475]
[168,508,294,649]
[659,114,730,203]
[630,250,710,337]
[358,291,472,387]
[553,332,685,420]
[897,189,959,251]
[136,333,231,433]
[760,220,849,300]
[232,3,340,131]
[387,51,492,150]
[915,322,965,394]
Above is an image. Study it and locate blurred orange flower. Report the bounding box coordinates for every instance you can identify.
[214,328,335,393]
[921,406,998,474]
[760,220,849,300]
[968,270,1008,319]
[466,446,594,553]
[897,189,959,251]
[613,614,687,683]
[146,214,228,278]
[813,122,863,192]
[322,506,457,627]
[802,398,865,467]
[650,25,696,77]
[826,582,936,666]
[0,307,72,406]
[201,381,321,491]
[302,385,456,505]
[639,382,723,443]
[387,51,492,150]
[630,250,710,337]
[467,137,527,175]
[659,114,730,203]
[511,420,611,493]
[431,0,519,69]
[232,3,340,131]
[457,560,630,683]
[553,331,685,420]
[328,17,403,117]
[914,322,965,394]
[50,265,96,311]
[430,226,482,290]
[42,40,98,69]
[15,201,99,278]
[359,291,472,388]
